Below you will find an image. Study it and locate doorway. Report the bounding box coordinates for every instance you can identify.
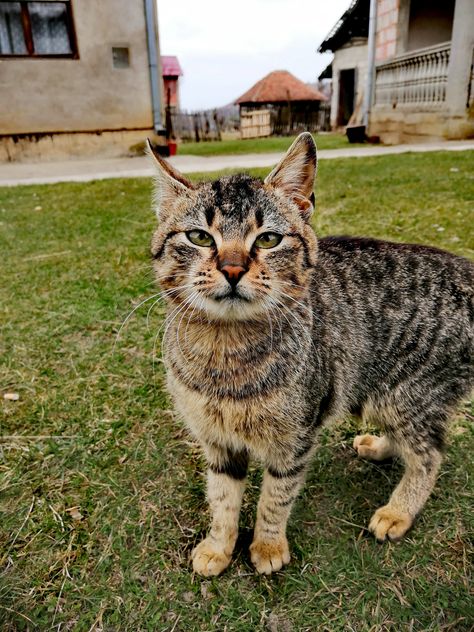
[337,68,356,126]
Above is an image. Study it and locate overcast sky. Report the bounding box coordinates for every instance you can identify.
[158,0,352,111]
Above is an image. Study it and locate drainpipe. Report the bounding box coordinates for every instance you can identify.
[144,0,164,133]
[362,0,377,128]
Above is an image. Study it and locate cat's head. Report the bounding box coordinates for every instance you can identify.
[149,133,318,321]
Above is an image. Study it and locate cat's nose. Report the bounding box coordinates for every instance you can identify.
[220,263,247,289]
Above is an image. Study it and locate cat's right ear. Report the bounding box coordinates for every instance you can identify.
[146,139,194,221]
[264,132,317,220]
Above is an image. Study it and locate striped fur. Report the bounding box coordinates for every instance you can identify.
[148,134,474,575]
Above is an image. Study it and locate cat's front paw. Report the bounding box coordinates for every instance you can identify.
[369,506,413,542]
[250,536,290,575]
[191,538,232,576]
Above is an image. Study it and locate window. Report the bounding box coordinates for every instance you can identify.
[0,1,78,58]
[112,46,130,69]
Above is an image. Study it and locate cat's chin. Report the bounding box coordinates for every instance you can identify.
[200,295,268,322]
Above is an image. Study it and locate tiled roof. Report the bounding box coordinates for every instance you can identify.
[161,55,183,77]
[235,70,327,104]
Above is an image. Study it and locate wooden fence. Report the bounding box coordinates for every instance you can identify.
[168,108,240,142]
[167,103,330,142]
[240,110,272,139]
[239,102,331,138]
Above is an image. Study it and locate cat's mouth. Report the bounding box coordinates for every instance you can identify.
[212,288,251,303]
[196,286,268,321]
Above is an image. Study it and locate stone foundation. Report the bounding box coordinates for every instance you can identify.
[0,129,161,163]
[369,107,474,144]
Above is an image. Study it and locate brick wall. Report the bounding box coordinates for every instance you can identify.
[376,0,399,61]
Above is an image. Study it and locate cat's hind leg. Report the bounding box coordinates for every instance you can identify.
[368,429,443,543]
[353,434,396,461]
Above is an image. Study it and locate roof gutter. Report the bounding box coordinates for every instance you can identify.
[362,0,377,127]
[144,0,164,133]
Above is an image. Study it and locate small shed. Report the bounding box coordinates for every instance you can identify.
[162,55,183,110]
[235,70,328,138]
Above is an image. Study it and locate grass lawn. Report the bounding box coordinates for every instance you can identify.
[178,132,365,156]
[1,151,473,631]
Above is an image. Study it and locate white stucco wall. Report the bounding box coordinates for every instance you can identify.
[0,0,154,135]
[330,39,368,128]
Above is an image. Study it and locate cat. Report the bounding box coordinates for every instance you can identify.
[147,134,473,576]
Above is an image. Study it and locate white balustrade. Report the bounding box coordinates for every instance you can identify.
[374,42,451,107]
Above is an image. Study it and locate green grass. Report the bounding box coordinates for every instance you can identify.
[1,151,473,631]
[178,132,365,156]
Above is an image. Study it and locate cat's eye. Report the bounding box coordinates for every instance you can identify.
[186,230,215,247]
[254,232,283,249]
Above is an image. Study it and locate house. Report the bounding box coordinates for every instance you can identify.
[0,0,164,162]
[162,55,183,111]
[370,0,473,142]
[318,0,369,129]
[235,70,328,138]
[319,0,474,143]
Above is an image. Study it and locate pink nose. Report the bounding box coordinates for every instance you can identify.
[220,264,247,289]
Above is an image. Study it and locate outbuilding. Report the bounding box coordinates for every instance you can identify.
[235,70,327,138]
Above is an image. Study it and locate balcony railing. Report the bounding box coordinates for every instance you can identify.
[374,42,450,108]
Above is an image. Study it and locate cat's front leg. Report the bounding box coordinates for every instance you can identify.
[250,461,307,575]
[192,445,248,576]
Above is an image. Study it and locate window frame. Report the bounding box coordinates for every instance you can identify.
[0,0,79,59]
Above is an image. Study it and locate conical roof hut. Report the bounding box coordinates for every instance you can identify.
[235,70,327,137]
[235,70,327,105]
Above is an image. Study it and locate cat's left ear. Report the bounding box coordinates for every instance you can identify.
[146,139,194,220]
[264,132,317,220]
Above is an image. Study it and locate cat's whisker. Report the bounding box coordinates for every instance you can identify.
[161,295,196,359]
[270,295,317,363]
[275,298,323,375]
[184,291,205,345]
[273,288,326,330]
[270,292,307,327]
[176,292,201,361]
[146,297,165,331]
[268,296,306,353]
[115,282,198,351]
[159,283,198,297]
[113,291,166,353]
[145,285,195,330]
[266,298,285,347]
[152,299,187,375]
[274,288,312,314]
[264,305,274,356]
[277,279,310,292]
[159,298,188,342]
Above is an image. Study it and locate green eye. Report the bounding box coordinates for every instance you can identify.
[254,232,283,249]
[186,230,214,247]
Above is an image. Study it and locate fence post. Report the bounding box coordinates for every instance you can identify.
[193,114,200,142]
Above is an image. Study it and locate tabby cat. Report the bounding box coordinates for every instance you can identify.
[147,134,473,576]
